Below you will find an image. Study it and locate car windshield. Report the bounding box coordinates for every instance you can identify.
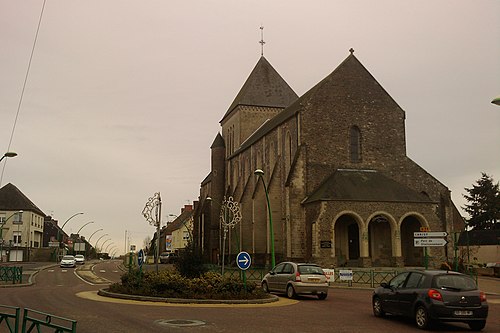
[75,255,84,259]
[434,274,477,291]
[62,256,74,260]
[298,265,324,275]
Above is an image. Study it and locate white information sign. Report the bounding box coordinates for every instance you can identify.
[414,231,448,238]
[414,238,448,247]
[339,269,353,281]
[323,269,335,283]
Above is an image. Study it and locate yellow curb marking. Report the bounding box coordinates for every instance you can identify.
[76,291,298,308]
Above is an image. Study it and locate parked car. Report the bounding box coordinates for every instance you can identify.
[372,270,488,331]
[60,255,76,268]
[74,254,85,265]
[261,262,329,300]
[159,252,178,264]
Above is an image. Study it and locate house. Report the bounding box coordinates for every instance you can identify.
[193,49,463,268]
[158,205,193,254]
[0,183,45,262]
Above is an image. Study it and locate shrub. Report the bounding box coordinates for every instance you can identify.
[109,269,266,300]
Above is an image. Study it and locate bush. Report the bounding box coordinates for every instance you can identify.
[174,240,208,278]
[109,269,266,300]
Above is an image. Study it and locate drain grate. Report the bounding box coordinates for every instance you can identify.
[155,319,206,327]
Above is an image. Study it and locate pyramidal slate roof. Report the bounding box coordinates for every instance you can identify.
[303,169,435,204]
[0,183,45,216]
[220,56,298,123]
[231,51,403,157]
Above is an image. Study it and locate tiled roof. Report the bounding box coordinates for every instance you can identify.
[303,169,435,204]
[0,183,45,216]
[220,56,298,123]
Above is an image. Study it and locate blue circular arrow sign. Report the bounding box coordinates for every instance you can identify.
[137,249,145,267]
[236,251,251,270]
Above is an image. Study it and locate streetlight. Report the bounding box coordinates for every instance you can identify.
[101,238,112,251]
[104,242,114,253]
[76,221,94,235]
[0,152,17,163]
[254,169,275,268]
[95,234,109,250]
[86,228,103,258]
[492,95,500,106]
[0,210,22,262]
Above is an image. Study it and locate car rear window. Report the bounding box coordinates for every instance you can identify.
[298,265,324,275]
[434,274,477,291]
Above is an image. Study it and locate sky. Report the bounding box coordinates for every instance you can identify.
[1,1,499,255]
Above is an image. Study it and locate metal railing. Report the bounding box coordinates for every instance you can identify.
[330,269,402,288]
[0,305,20,333]
[0,306,77,333]
[0,266,23,284]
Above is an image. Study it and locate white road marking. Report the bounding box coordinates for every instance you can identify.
[100,270,106,273]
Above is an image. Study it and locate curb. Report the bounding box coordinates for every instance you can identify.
[97,288,280,304]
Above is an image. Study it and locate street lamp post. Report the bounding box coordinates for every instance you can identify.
[75,221,94,255]
[0,210,23,262]
[87,228,103,258]
[56,212,83,260]
[0,152,17,163]
[254,169,275,268]
[94,234,109,257]
[101,238,112,252]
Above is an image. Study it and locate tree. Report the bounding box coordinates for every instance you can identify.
[463,173,500,230]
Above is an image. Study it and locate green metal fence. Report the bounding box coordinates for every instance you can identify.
[0,267,23,284]
[0,305,20,333]
[0,306,77,333]
[22,308,77,333]
[330,269,402,288]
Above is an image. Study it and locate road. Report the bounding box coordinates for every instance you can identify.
[1,261,499,333]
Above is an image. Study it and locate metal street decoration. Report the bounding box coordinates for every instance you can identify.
[142,192,162,272]
[220,196,242,275]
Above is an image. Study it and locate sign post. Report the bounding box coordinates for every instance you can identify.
[414,230,448,269]
[236,251,251,289]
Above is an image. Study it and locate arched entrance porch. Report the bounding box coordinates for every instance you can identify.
[334,214,361,267]
[368,215,393,266]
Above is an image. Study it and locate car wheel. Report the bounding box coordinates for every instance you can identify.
[286,285,296,299]
[372,297,385,317]
[468,320,486,331]
[261,281,269,293]
[317,293,327,300]
[415,305,431,330]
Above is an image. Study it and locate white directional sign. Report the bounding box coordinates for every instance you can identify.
[414,238,448,247]
[414,231,448,238]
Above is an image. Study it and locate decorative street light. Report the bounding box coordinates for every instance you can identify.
[254,169,276,268]
[214,196,241,275]
[143,192,161,272]
[492,95,500,106]
[0,210,23,262]
[101,238,112,251]
[104,242,114,253]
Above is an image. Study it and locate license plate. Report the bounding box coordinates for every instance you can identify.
[454,310,473,316]
[308,278,320,283]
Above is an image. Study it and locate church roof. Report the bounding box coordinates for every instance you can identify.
[210,132,225,149]
[0,183,46,216]
[220,56,298,123]
[303,169,435,204]
[232,50,403,157]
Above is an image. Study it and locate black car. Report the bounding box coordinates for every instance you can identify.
[372,270,488,331]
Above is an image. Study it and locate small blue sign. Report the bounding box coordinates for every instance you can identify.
[138,249,145,266]
[236,251,251,270]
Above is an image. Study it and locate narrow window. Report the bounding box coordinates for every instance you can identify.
[350,126,362,163]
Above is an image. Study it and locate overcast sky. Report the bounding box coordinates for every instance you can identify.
[1,1,499,255]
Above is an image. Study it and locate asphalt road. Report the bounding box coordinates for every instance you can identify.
[1,261,499,333]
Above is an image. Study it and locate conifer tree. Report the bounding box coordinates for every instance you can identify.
[463,173,500,230]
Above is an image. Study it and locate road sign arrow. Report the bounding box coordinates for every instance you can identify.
[414,231,448,238]
[414,238,448,247]
[236,251,251,270]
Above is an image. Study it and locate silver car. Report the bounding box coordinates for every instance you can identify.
[60,255,76,268]
[261,262,329,300]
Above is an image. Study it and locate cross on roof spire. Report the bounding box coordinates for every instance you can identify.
[259,26,266,56]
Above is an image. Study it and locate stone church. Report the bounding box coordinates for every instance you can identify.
[193,49,463,268]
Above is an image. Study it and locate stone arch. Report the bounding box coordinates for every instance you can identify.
[399,212,428,267]
[332,211,364,267]
[366,212,397,267]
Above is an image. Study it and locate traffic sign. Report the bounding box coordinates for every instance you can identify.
[236,251,251,270]
[137,249,145,266]
[414,231,448,238]
[414,238,448,247]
